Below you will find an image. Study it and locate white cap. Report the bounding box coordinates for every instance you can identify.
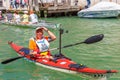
[35,27,43,32]
[24,11,28,13]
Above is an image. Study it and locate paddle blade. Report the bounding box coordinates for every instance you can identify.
[1,56,23,64]
[84,34,104,44]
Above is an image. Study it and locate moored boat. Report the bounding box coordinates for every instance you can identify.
[77,1,120,18]
[0,20,60,29]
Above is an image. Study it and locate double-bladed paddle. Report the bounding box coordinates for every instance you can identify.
[50,34,104,51]
[1,34,104,64]
[1,56,24,64]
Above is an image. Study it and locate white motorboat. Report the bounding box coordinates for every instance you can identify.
[77,1,120,18]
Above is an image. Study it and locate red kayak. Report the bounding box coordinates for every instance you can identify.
[6,41,118,78]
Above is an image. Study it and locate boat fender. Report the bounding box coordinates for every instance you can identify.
[69,64,86,70]
[19,48,30,55]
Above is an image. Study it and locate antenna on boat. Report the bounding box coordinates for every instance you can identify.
[53,27,71,61]
[58,28,68,55]
[59,28,64,55]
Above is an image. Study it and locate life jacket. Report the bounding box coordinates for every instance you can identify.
[34,38,50,52]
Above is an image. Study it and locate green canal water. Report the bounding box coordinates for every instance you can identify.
[0,16,120,80]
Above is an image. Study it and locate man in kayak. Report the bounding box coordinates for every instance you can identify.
[21,11,29,24]
[29,27,56,59]
[0,11,4,20]
[13,11,21,24]
[29,10,38,24]
[5,10,13,22]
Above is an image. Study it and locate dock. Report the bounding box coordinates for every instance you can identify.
[39,5,80,17]
[0,0,80,17]
[1,0,120,17]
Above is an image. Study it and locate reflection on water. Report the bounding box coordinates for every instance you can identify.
[0,17,120,80]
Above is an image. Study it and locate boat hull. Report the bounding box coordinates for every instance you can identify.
[78,10,120,18]
[8,41,118,78]
[77,1,120,18]
[0,20,60,29]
